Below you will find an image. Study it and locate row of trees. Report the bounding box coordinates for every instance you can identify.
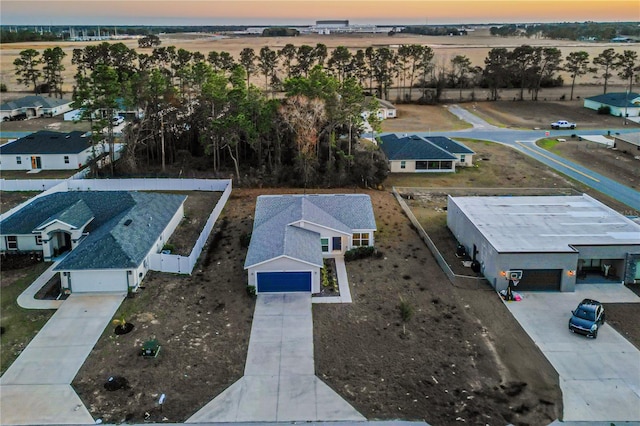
[15,42,639,106]
[66,42,387,187]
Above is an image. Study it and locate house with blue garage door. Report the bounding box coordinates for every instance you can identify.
[244,194,377,293]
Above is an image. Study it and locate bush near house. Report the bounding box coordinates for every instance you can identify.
[344,246,381,261]
[597,105,611,115]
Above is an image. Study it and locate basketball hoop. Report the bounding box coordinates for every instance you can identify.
[511,279,519,287]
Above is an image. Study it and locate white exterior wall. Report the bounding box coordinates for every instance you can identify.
[63,269,128,293]
[389,160,455,173]
[293,221,348,254]
[1,234,41,252]
[456,153,473,167]
[247,257,321,293]
[43,103,73,117]
[0,110,19,121]
[385,108,397,118]
[583,99,640,117]
[0,153,31,170]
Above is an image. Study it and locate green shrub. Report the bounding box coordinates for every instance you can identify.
[239,232,252,248]
[344,246,376,261]
[398,298,413,322]
[246,285,256,298]
[162,243,175,252]
[597,105,611,115]
[0,83,7,93]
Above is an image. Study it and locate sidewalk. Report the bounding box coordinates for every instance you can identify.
[16,262,64,310]
[313,256,354,304]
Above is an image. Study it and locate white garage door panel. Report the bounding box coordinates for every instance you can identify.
[70,270,127,293]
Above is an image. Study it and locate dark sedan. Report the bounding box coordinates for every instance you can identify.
[568,298,605,338]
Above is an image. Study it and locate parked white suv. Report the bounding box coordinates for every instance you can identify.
[112,116,125,126]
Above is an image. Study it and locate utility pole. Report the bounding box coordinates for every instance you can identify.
[161,114,166,172]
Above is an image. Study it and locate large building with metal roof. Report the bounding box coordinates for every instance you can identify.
[447,194,640,292]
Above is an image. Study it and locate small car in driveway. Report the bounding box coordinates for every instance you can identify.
[112,115,125,126]
[568,298,605,338]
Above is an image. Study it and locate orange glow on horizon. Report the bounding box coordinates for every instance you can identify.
[2,0,638,24]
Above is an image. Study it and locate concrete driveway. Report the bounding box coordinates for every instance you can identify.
[0,293,125,425]
[188,293,365,422]
[504,284,640,422]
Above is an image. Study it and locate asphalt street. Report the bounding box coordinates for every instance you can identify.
[390,105,640,212]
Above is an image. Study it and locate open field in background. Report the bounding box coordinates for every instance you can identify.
[0,28,634,93]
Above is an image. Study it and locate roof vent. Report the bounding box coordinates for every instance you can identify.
[124,219,132,226]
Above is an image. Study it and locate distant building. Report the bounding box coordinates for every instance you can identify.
[0,96,74,121]
[584,92,640,117]
[613,132,640,156]
[316,20,349,28]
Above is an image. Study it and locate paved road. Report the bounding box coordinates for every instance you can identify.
[389,105,640,212]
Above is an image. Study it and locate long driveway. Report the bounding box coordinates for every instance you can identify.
[504,284,640,422]
[0,293,125,425]
[392,105,640,212]
[188,294,365,422]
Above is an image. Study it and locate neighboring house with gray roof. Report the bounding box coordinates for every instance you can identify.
[0,95,74,121]
[379,134,474,172]
[0,130,102,171]
[244,194,377,293]
[0,191,186,293]
[584,92,640,117]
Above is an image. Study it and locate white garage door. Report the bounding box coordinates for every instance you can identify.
[69,270,128,293]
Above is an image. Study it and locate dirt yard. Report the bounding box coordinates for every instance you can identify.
[381,104,472,133]
[0,114,91,134]
[464,99,640,130]
[548,139,640,195]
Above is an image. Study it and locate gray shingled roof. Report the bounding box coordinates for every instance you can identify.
[379,134,458,161]
[35,199,94,230]
[425,136,475,154]
[0,95,72,111]
[0,191,186,270]
[0,130,92,155]
[245,194,377,268]
[585,92,640,107]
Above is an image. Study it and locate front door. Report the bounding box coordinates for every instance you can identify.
[332,237,342,251]
[31,156,42,169]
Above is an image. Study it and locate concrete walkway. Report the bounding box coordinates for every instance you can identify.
[187,294,365,422]
[504,284,640,422]
[0,293,125,425]
[16,262,64,310]
[313,256,354,304]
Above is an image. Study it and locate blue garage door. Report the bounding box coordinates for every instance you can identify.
[257,272,312,293]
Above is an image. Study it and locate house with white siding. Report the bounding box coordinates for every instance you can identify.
[0,96,74,121]
[379,134,474,173]
[0,130,101,171]
[584,92,640,118]
[244,194,376,293]
[0,191,186,293]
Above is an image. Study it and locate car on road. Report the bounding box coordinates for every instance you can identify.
[112,115,125,126]
[551,120,576,130]
[568,298,605,338]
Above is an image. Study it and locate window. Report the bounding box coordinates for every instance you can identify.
[16,156,22,165]
[400,160,406,169]
[64,156,70,164]
[35,235,42,245]
[352,233,369,247]
[6,236,18,250]
[321,238,329,252]
[460,154,465,162]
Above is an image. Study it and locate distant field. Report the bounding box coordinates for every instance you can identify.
[0,28,633,93]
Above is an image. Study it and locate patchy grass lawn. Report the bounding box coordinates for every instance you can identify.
[0,261,54,375]
[0,191,39,214]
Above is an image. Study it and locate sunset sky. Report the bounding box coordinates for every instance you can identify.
[1,0,639,26]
